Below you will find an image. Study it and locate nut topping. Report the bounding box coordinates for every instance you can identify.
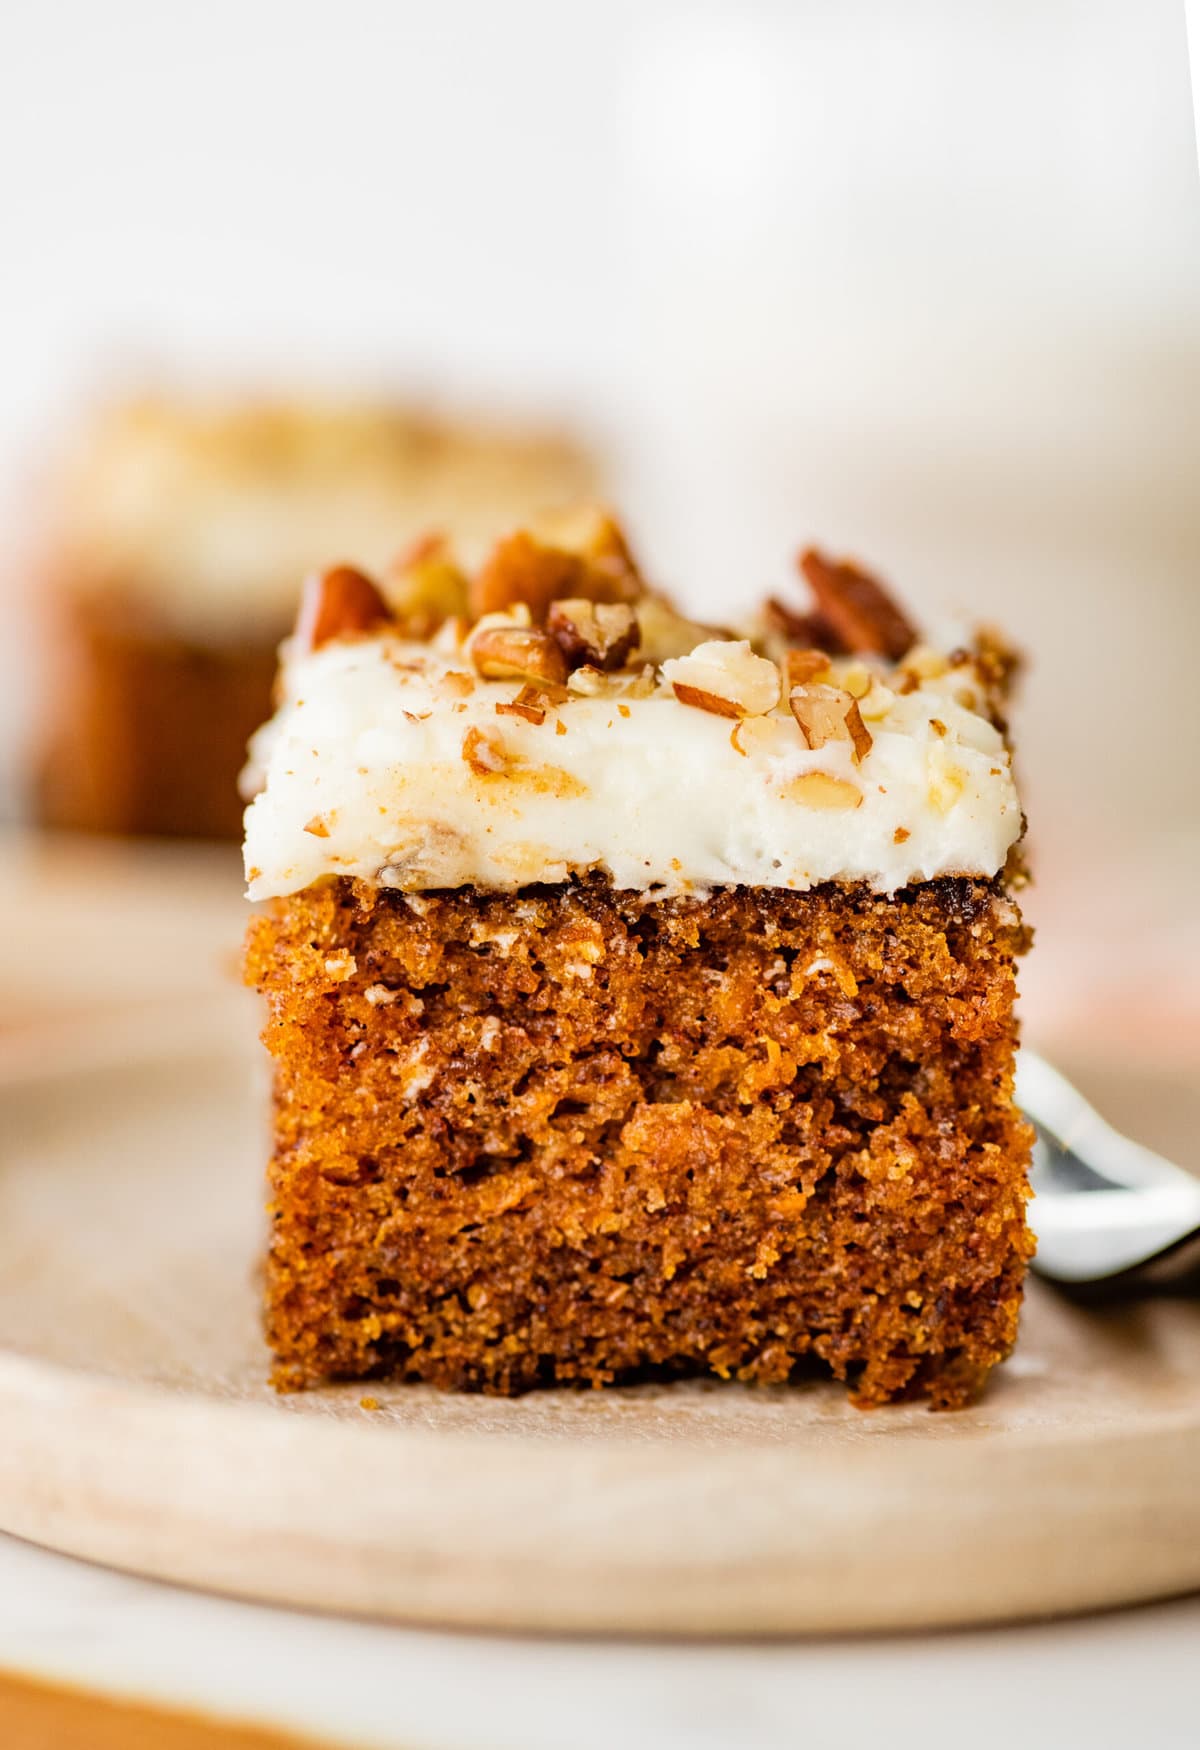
[547,598,640,671]
[971,625,1022,720]
[797,549,917,661]
[296,564,392,651]
[471,510,642,619]
[620,664,658,699]
[671,683,742,719]
[764,596,842,651]
[469,625,568,689]
[385,532,469,635]
[898,645,950,685]
[663,640,782,718]
[782,771,863,810]
[496,685,550,725]
[461,724,510,776]
[566,664,606,696]
[527,505,642,596]
[730,716,779,757]
[789,683,873,763]
[472,532,582,620]
[783,648,831,690]
[634,596,720,665]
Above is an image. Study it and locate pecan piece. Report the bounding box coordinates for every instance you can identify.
[470,625,568,689]
[471,509,642,619]
[527,506,643,600]
[473,533,583,620]
[764,596,846,653]
[566,664,611,697]
[782,771,863,810]
[296,564,392,650]
[789,683,873,763]
[496,685,549,725]
[634,596,720,665]
[547,598,640,671]
[671,683,742,719]
[385,531,469,636]
[461,724,510,776]
[663,640,782,718]
[797,549,917,661]
[783,647,831,690]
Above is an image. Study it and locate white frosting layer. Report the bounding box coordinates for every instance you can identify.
[243,629,1021,901]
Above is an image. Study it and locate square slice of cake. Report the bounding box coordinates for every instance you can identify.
[243,514,1032,1407]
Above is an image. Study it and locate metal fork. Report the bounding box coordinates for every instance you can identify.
[1018,1050,1200,1289]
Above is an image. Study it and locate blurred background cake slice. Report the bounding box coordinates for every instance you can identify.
[32,396,600,839]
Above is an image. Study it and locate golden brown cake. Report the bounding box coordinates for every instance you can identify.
[243,516,1032,1407]
[34,398,597,838]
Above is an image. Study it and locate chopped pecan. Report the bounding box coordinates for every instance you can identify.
[730,717,779,757]
[672,683,742,719]
[898,646,949,685]
[470,625,568,689]
[857,677,897,722]
[797,549,917,661]
[471,508,642,618]
[764,596,845,652]
[566,664,611,697]
[789,683,873,763]
[783,648,831,690]
[473,533,582,620]
[527,506,643,600]
[782,771,863,810]
[634,596,720,665]
[296,564,392,650]
[385,531,469,635]
[461,724,510,776]
[621,664,658,699]
[840,661,872,699]
[663,640,782,718]
[496,685,549,725]
[971,624,1022,727]
[547,598,640,671]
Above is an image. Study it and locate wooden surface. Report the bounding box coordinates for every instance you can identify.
[0,1670,332,1750]
[0,831,1197,1639]
[0,1011,1198,1636]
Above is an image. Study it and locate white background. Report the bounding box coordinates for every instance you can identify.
[1,1,1198,866]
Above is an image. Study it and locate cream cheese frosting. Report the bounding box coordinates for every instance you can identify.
[242,619,1022,902]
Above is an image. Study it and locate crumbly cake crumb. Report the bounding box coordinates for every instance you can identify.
[247,874,1032,1407]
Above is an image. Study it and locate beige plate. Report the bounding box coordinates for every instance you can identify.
[1,1006,1198,1637]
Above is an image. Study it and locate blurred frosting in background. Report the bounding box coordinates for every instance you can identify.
[49,399,597,641]
[0,0,1196,1056]
[32,397,597,838]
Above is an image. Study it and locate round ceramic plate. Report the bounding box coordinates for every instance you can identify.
[0,1008,1198,1636]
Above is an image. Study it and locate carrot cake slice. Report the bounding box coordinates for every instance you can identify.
[243,513,1032,1407]
[33,397,596,839]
